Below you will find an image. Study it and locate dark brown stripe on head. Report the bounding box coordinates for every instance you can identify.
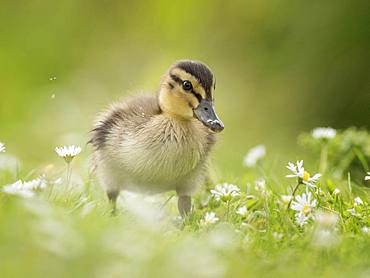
[170,73,202,103]
[191,89,202,103]
[174,60,214,99]
[170,74,182,85]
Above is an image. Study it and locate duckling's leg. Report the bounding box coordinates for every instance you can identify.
[178,195,191,217]
[107,190,119,215]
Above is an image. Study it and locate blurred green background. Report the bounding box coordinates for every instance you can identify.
[1,0,369,176]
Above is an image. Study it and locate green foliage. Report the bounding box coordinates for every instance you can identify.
[299,127,370,184]
[0,128,369,277]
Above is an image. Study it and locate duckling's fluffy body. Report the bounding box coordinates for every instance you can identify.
[90,60,223,214]
[92,95,216,196]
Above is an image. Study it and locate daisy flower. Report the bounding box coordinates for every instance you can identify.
[254,178,266,192]
[365,172,370,181]
[55,145,82,163]
[315,211,338,227]
[286,160,304,178]
[273,232,284,241]
[354,196,363,206]
[23,178,47,190]
[361,226,370,235]
[332,188,340,195]
[312,228,338,248]
[291,191,317,217]
[295,213,310,227]
[281,195,293,204]
[2,180,35,198]
[286,160,321,188]
[347,208,360,217]
[201,212,219,226]
[311,127,336,140]
[0,142,5,153]
[243,144,266,167]
[210,183,240,202]
[53,177,63,185]
[236,206,248,217]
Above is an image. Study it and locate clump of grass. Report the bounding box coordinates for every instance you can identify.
[0,127,369,278]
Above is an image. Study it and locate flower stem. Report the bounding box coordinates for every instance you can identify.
[226,201,230,221]
[66,162,72,187]
[287,181,301,211]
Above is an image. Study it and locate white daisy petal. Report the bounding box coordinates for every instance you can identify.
[243,145,266,167]
[55,145,82,163]
[354,197,363,206]
[0,142,6,153]
[236,206,248,217]
[210,183,240,202]
[295,213,309,227]
[3,180,35,198]
[201,212,219,226]
[312,127,336,139]
[290,191,317,225]
[286,160,321,189]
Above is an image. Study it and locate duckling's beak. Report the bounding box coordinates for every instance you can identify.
[193,99,224,132]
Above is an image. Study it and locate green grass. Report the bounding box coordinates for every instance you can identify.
[0,128,369,278]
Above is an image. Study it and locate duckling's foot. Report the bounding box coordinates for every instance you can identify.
[178,195,191,217]
[107,190,119,216]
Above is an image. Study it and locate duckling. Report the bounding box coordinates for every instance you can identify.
[90,60,224,216]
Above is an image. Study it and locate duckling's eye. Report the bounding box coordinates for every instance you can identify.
[182,80,193,91]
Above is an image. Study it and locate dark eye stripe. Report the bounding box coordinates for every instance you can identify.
[170,74,203,102]
[170,74,182,85]
[191,89,202,103]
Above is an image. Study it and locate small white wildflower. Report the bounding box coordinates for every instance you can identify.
[281,195,293,204]
[313,212,340,249]
[354,196,363,206]
[291,191,317,217]
[312,229,338,248]
[210,183,240,202]
[55,145,81,163]
[295,213,309,227]
[302,173,322,188]
[236,206,248,217]
[254,178,266,192]
[23,178,47,190]
[273,232,283,241]
[346,208,361,217]
[53,177,63,185]
[332,188,340,195]
[286,160,304,178]
[243,144,266,167]
[361,226,370,234]
[315,211,338,228]
[201,212,219,226]
[2,180,35,198]
[365,172,370,181]
[286,160,321,188]
[347,208,355,215]
[312,127,336,140]
[0,142,5,153]
[315,187,325,196]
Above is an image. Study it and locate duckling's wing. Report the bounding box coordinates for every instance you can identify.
[90,94,160,150]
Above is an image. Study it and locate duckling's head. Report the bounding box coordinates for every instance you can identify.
[158,60,224,132]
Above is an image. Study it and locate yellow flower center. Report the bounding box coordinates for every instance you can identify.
[303,204,311,214]
[303,171,310,181]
